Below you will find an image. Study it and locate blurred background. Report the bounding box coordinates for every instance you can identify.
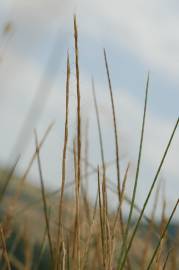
[0,0,178,219]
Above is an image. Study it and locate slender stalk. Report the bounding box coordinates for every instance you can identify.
[140,181,161,269]
[118,73,150,269]
[92,79,108,267]
[97,166,105,268]
[56,53,70,268]
[162,249,171,270]
[81,119,91,225]
[72,140,77,262]
[104,49,131,270]
[111,163,130,240]
[14,122,54,203]
[91,79,106,183]
[81,192,98,270]
[34,130,54,267]
[103,49,121,201]
[74,15,81,270]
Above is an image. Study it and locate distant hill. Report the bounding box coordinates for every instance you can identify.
[0,167,53,269]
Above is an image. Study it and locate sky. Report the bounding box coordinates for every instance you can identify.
[0,0,178,219]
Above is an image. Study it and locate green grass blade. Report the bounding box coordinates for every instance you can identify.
[118,73,150,268]
[34,130,54,267]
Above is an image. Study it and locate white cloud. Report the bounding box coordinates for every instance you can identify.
[2,0,179,81]
[76,0,179,80]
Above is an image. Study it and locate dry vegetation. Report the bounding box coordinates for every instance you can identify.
[0,16,178,270]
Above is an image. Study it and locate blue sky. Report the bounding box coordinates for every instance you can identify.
[0,0,178,219]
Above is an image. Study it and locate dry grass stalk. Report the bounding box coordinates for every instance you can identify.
[97,166,105,268]
[81,193,98,270]
[162,249,171,270]
[61,240,66,270]
[104,49,133,270]
[155,197,167,270]
[103,49,121,204]
[11,123,54,210]
[73,139,81,270]
[81,120,91,226]
[74,15,81,270]
[111,163,130,262]
[56,53,70,269]
[92,79,109,269]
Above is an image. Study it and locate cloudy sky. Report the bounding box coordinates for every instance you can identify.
[0,0,178,219]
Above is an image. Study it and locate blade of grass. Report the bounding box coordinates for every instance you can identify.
[97,166,105,268]
[34,130,54,267]
[91,79,106,183]
[118,73,150,268]
[74,15,81,270]
[146,199,179,270]
[92,78,108,268]
[104,49,132,270]
[56,52,70,268]
[13,122,54,204]
[119,118,179,270]
[103,50,123,221]
[81,191,98,270]
[140,181,161,269]
[81,120,91,225]
[162,249,171,270]
[106,214,112,269]
[111,163,130,244]
[109,163,130,270]
[155,187,167,269]
[103,48,121,203]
